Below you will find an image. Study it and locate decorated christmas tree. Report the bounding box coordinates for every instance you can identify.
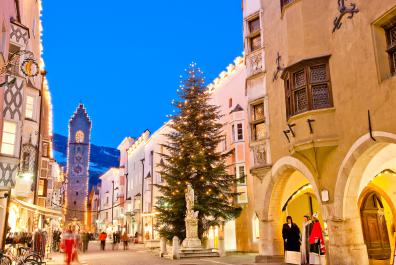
[155,63,242,241]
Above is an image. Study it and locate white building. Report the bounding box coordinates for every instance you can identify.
[126,130,150,240]
[98,167,119,233]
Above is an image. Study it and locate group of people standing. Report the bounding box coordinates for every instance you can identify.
[282,213,326,265]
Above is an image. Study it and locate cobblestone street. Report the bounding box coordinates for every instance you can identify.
[47,241,260,265]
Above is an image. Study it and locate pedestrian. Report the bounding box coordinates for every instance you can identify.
[309,213,326,265]
[72,228,80,263]
[301,214,313,265]
[112,231,119,250]
[62,226,75,265]
[99,231,107,251]
[82,231,89,252]
[282,216,301,252]
[134,232,139,244]
[121,232,129,250]
[282,216,301,264]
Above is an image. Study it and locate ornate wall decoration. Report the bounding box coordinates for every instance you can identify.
[253,144,267,167]
[3,76,23,120]
[248,52,263,76]
[10,22,29,46]
[0,163,19,187]
[332,0,359,33]
[20,141,37,175]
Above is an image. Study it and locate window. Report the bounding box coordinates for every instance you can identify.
[251,102,265,141]
[74,201,76,206]
[42,142,49,157]
[280,0,295,10]
[246,16,261,53]
[231,124,235,142]
[386,25,396,74]
[237,123,243,140]
[25,96,34,119]
[252,214,260,241]
[105,212,108,220]
[283,56,333,118]
[75,130,84,143]
[106,197,109,204]
[1,121,17,155]
[76,192,78,196]
[229,98,232,108]
[38,179,47,197]
[237,165,246,185]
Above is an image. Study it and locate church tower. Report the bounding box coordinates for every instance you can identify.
[65,104,92,227]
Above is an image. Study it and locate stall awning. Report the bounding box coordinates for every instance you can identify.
[11,198,63,218]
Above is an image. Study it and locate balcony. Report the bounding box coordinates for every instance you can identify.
[285,108,338,153]
[246,49,265,78]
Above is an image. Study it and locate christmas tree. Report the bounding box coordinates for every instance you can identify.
[155,63,242,241]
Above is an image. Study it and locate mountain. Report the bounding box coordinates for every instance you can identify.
[52,133,120,187]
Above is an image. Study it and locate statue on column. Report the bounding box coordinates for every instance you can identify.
[185,184,198,219]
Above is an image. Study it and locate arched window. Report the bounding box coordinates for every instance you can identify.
[75,130,84,143]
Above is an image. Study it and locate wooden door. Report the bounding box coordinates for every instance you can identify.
[360,192,391,260]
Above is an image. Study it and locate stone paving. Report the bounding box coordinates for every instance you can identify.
[45,241,279,265]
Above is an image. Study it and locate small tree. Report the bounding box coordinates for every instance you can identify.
[155,63,241,241]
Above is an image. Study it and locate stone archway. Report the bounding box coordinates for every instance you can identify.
[331,131,396,265]
[256,156,322,259]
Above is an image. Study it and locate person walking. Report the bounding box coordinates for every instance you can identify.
[99,231,107,251]
[309,213,326,265]
[301,214,313,265]
[82,231,89,253]
[62,227,75,265]
[121,232,129,250]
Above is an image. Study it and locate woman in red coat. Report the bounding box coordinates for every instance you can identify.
[62,227,75,265]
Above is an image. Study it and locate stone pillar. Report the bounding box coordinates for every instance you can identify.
[218,223,225,257]
[255,219,284,263]
[327,217,369,265]
[159,237,167,257]
[172,236,180,260]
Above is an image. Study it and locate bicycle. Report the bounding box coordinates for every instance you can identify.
[0,251,12,265]
[3,245,41,265]
[18,247,42,263]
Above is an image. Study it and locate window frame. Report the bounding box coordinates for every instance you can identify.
[385,24,396,74]
[25,95,35,120]
[250,101,265,142]
[1,120,17,156]
[283,56,333,118]
[245,13,262,54]
[237,123,244,141]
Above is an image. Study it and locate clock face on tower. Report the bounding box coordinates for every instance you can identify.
[73,165,82,174]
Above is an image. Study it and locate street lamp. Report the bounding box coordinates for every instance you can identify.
[111,181,119,230]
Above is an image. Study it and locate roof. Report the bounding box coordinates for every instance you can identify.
[69,103,92,125]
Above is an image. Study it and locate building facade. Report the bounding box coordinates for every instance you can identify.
[98,168,120,233]
[242,0,396,265]
[65,104,91,228]
[0,0,61,249]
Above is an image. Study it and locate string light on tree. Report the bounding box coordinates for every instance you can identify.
[155,63,241,241]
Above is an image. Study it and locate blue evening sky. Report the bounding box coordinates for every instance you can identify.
[42,1,243,147]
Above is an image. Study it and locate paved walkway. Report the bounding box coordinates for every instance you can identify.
[45,241,272,265]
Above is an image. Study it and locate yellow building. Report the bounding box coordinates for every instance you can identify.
[241,0,396,264]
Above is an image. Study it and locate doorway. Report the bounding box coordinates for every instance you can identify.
[360,192,391,261]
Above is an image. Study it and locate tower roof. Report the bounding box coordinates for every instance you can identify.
[69,103,92,125]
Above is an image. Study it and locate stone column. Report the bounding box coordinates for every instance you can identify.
[218,223,225,257]
[255,219,284,263]
[172,236,180,260]
[159,237,167,257]
[327,217,369,265]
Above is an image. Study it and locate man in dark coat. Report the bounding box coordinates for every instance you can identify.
[282,216,301,252]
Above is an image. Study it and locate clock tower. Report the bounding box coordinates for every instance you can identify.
[65,104,92,227]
